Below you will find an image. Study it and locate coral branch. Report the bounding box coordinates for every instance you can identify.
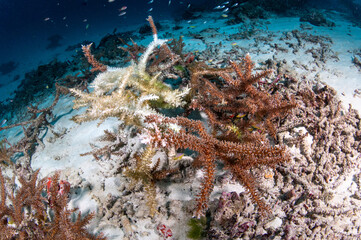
[82,43,107,72]
[146,16,158,38]
[144,114,288,217]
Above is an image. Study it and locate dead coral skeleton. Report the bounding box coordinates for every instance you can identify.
[0,84,69,166]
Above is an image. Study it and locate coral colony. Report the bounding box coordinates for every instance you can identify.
[1,12,360,239]
[0,15,295,238]
[71,16,294,219]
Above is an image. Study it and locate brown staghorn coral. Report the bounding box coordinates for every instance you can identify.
[144,114,289,217]
[0,169,105,240]
[82,43,108,73]
[118,25,189,78]
[189,54,296,142]
[139,55,295,217]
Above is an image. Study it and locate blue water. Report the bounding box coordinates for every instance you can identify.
[0,0,360,103]
[0,0,214,59]
[0,1,212,83]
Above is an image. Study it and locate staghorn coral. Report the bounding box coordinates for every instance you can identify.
[139,55,295,217]
[204,71,361,239]
[71,17,294,220]
[118,38,145,64]
[80,128,126,161]
[189,54,296,142]
[82,43,108,73]
[71,16,190,127]
[143,114,289,217]
[0,169,105,240]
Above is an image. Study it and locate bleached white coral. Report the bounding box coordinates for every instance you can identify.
[71,19,189,126]
[91,66,133,95]
[138,38,168,74]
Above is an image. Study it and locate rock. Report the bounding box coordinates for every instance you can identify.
[300,10,335,27]
[264,217,283,230]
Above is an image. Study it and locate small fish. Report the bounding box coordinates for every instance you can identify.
[148,7,153,12]
[46,85,49,89]
[119,6,127,11]
[174,153,184,160]
[236,113,246,118]
[194,50,199,53]
[248,125,260,132]
[208,59,213,63]
[231,3,238,7]
[214,5,225,10]
[85,24,90,29]
[1,119,6,126]
[223,1,229,4]
[231,42,237,46]
[83,19,87,22]
[44,17,50,21]
[7,217,14,225]
[189,25,196,28]
[118,11,126,16]
[187,3,191,8]
[62,16,67,20]
[221,14,228,18]
[168,0,171,5]
[187,20,192,23]
[148,0,153,3]
[203,21,207,24]
[108,0,115,2]
[222,7,229,12]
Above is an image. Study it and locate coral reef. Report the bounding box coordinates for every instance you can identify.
[3,10,360,239]
[202,67,361,239]
[71,16,295,220]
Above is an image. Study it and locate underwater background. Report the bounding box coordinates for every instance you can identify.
[1,0,361,239]
[1,0,361,98]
